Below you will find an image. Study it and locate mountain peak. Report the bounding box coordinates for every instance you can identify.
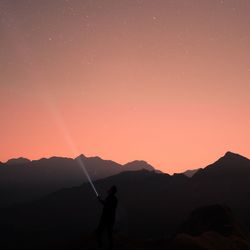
[6,157,31,165]
[123,160,154,171]
[211,151,250,169]
[225,151,235,155]
[75,154,87,160]
[221,151,249,162]
[75,154,104,161]
[193,152,250,177]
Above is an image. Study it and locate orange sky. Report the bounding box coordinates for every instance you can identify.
[1,0,250,173]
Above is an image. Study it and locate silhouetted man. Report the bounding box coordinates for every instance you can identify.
[97,185,118,250]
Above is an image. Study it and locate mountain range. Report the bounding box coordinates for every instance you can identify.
[0,154,154,206]
[1,151,250,249]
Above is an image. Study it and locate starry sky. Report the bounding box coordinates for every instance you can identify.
[1,0,250,173]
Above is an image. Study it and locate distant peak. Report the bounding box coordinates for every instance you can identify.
[47,156,73,161]
[126,160,148,165]
[6,157,31,165]
[75,154,87,160]
[76,154,105,160]
[123,160,155,171]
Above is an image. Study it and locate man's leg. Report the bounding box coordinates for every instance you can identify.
[97,222,105,250]
[107,224,114,250]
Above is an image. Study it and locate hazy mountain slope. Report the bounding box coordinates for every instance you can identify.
[183,168,201,177]
[122,160,154,171]
[0,154,156,206]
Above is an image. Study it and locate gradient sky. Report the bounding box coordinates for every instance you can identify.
[1,0,250,173]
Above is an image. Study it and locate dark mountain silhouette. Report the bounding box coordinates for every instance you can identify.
[189,151,250,212]
[193,151,250,178]
[0,154,156,206]
[1,151,250,250]
[181,151,249,178]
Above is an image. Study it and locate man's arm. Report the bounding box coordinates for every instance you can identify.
[97,196,105,205]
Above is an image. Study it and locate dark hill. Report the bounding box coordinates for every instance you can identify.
[170,204,250,250]
[1,170,188,239]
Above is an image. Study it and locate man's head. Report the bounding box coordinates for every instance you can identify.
[108,185,117,195]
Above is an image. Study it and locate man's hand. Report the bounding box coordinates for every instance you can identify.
[97,195,104,205]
